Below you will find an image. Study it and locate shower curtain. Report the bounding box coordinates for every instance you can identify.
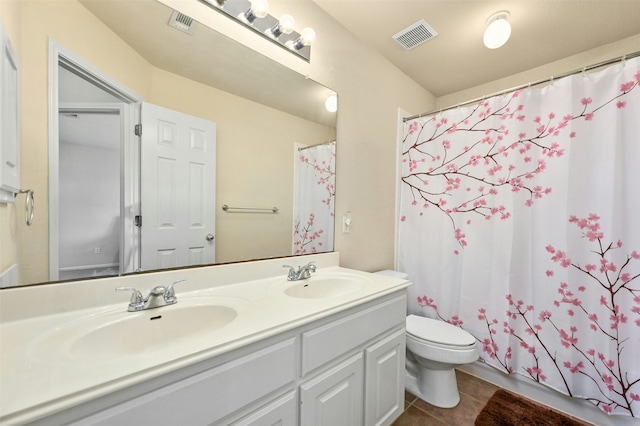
[398,57,640,417]
[293,141,336,254]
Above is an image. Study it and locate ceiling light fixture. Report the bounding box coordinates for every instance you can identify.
[198,0,314,62]
[483,11,511,49]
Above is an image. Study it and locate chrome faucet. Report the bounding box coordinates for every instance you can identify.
[283,262,317,281]
[116,279,186,312]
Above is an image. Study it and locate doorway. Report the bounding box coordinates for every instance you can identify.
[57,109,121,280]
[48,41,141,281]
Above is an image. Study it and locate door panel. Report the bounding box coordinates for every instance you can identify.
[141,103,216,271]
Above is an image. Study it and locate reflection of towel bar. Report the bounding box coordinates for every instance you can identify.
[222,204,278,214]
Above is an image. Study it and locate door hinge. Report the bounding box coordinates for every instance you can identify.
[134,124,142,136]
[134,215,142,227]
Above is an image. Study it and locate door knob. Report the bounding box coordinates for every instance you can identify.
[206,234,214,241]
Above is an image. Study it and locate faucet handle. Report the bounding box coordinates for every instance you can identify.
[283,265,297,280]
[165,279,186,303]
[116,287,144,310]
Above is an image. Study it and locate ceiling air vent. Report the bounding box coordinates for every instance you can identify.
[168,10,196,35]
[392,19,438,50]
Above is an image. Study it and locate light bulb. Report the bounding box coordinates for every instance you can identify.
[483,12,511,49]
[290,27,316,50]
[299,27,316,46]
[250,0,269,18]
[269,14,295,38]
[278,14,295,34]
[242,0,269,23]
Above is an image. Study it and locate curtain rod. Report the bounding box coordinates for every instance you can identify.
[404,50,640,122]
[298,140,335,151]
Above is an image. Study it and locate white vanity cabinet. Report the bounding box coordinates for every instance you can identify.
[298,293,407,426]
[33,290,407,426]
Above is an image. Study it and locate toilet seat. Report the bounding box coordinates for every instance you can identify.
[406,314,476,348]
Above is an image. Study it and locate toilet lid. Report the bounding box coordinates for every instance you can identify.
[406,314,476,347]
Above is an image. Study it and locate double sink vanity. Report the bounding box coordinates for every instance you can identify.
[0,253,410,425]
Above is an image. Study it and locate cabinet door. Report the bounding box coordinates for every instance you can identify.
[300,353,363,426]
[364,328,406,426]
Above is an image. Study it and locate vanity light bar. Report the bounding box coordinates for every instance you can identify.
[199,0,312,62]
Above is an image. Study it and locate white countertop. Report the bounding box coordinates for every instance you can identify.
[0,256,409,425]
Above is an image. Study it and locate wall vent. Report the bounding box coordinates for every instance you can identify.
[392,19,438,50]
[168,10,196,35]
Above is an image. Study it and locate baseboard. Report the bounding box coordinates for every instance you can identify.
[458,362,640,426]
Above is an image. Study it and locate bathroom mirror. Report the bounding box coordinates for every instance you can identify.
[8,0,336,287]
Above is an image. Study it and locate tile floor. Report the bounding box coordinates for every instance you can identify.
[392,369,501,425]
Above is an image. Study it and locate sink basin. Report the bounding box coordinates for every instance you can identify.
[71,304,237,358]
[28,298,243,362]
[282,274,368,299]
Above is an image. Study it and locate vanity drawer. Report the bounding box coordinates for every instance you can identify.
[300,293,406,375]
[74,338,296,426]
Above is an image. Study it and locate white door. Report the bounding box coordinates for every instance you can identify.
[140,103,216,271]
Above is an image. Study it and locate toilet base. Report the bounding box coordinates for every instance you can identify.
[405,367,461,408]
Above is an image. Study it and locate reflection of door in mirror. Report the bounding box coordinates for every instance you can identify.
[140,103,216,271]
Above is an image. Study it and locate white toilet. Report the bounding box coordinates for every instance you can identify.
[375,271,479,408]
[405,314,479,408]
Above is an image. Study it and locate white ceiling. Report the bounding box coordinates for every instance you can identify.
[312,0,640,97]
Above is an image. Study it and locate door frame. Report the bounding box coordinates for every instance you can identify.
[48,39,142,281]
